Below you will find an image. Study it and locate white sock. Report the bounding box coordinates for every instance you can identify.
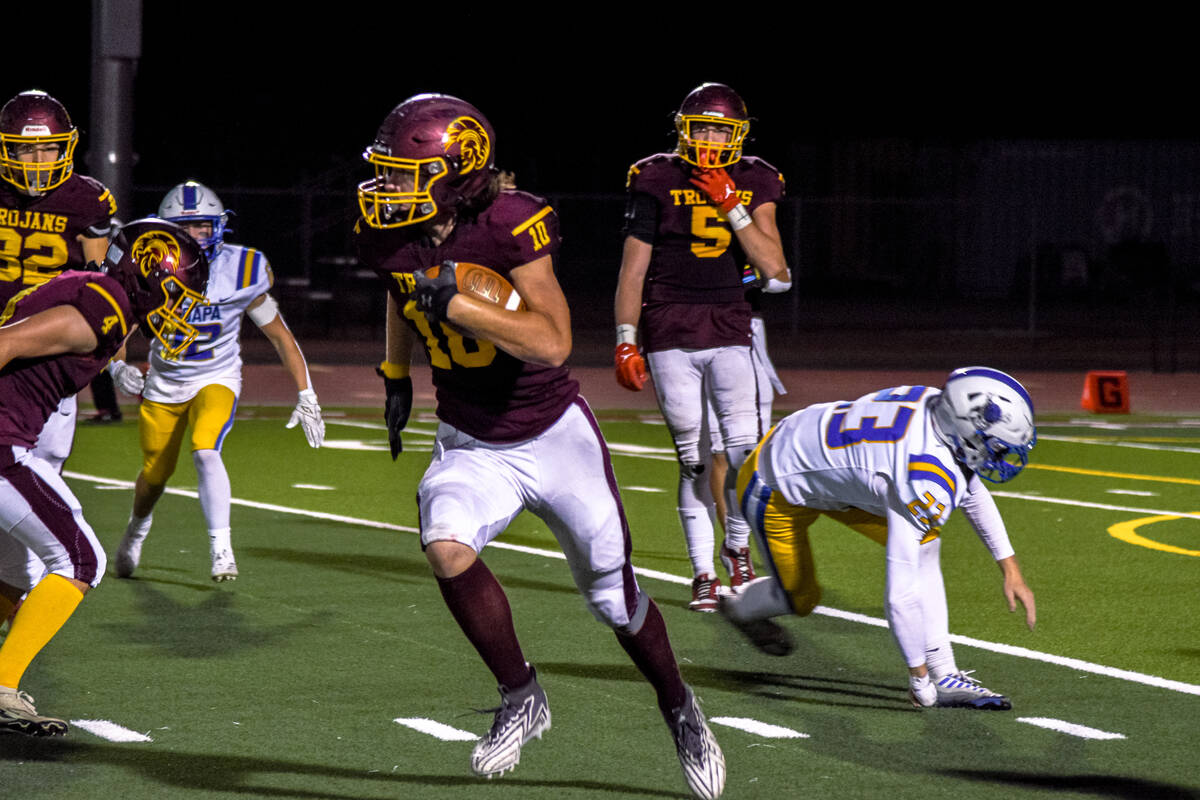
[208,527,233,556]
[125,512,153,542]
[679,507,716,578]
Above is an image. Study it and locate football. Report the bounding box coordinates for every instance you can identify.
[423,260,526,312]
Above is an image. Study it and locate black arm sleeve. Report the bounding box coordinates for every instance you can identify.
[622,191,658,244]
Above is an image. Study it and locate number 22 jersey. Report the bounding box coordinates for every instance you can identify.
[142,243,272,403]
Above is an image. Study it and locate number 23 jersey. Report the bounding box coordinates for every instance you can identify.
[143,243,272,403]
[759,386,971,534]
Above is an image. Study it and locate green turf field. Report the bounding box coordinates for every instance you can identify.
[2,408,1198,799]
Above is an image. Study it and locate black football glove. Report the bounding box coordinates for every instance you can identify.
[413,260,459,325]
[375,368,413,460]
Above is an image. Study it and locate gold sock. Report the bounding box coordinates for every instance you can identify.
[0,575,84,689]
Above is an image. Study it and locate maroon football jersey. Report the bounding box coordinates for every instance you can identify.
[624,153,785,352]
[0,173,117,306]
[356,189,580,443]
[0,270,132,447]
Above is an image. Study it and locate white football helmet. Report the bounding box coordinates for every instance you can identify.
[930,367,1036,483]
[158,180,230,258]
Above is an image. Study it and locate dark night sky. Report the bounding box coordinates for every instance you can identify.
[11,7,1196,201]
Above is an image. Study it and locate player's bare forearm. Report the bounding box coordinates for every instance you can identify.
[998,555,1036,630]
[0,305,100,368]
[260,316,312,392]
[445,255,572,367]
[447,292,571,367]
[733,204,788,281]
[614,236,652,328]
[384,294,414,369]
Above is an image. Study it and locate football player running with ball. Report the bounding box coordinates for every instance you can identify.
[613,83,790,611]
[720,367,1038,710]
[355,93,724,799]
[111,181,324,583]
[0,219,208,736]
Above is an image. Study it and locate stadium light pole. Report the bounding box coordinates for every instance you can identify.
[90,0,141,226]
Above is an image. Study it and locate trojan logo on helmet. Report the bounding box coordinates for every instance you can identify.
[674,82,751,170]
[102,218,211,360]
[357,94,497,229]
[0,89,79,196]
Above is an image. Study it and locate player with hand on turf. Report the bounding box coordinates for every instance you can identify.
[356,93,725,799]
[720,367,1038,710]
[614,82,790,611]
[112,181,324,583]
[0,219,208,736]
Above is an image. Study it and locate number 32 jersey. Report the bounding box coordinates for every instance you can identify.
[0,173,116,304]
[758,386,971,534]
[142,243,272,403]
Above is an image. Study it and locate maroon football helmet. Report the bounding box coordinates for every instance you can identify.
[358,93,496,229]
[0,89,79,195]
[102,218,211,360]
[674,83,750,169]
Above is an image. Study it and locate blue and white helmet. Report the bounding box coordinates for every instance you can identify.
[157,180,230,259]
[930,367,1036,483]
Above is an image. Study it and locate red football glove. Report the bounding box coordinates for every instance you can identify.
[689,167,741,214]
[614,343,647,391]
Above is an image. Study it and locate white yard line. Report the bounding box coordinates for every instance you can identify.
[70,719,153,742]
[393,718,479,741]
[65,471,1200,699]
[710,717,809,739]
[1038,434,1200,455]
[1016,717,1126,740]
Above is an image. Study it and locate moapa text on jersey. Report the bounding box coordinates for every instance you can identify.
[187,302,222,323]
[0,208,69,233]
[668,188,753,207]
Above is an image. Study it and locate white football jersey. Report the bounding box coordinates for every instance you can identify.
[759,386,968,533]
[142,243,272,404]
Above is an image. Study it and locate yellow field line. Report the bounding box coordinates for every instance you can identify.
[1029,463,1200,487]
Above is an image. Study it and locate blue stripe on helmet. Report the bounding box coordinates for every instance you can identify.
[948,367,1034,413]
[182,184,199,212]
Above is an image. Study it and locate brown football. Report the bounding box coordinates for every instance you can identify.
[423,260,526,312]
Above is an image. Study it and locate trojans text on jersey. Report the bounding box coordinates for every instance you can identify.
[0,208,69,233]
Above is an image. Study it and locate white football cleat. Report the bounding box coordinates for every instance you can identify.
[934,670,1011,710]
[114,531,145,579]
[668,686,725,800]
[471,666,551,778]
[211,549,238,582]
[0,687,68,737]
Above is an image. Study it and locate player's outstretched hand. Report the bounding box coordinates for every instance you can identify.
[287,388,325,448]
[376,369,413,460]
[614,343,647,391]
[1005,574,1037,630]
[108,360,145,396]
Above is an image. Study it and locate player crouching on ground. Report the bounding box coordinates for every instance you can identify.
[719,367,1037,710]
[0,219,208,736]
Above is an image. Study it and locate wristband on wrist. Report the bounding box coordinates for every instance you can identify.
[725,203,752,231]
[378,360,410,379]
[616,324,638,346]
